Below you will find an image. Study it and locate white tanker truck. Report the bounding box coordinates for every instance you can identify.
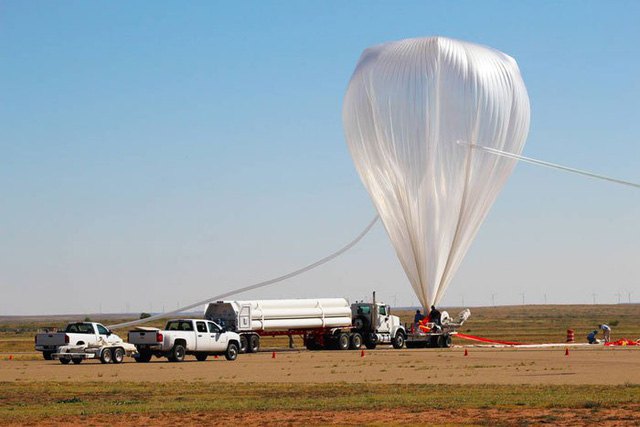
[204,292,407,352]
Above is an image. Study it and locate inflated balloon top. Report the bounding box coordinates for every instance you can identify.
[343,37,530,308]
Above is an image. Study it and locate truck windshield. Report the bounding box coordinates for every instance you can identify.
[166,321,193,331]
[65,323,95,334]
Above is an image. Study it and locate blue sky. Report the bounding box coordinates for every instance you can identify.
[1,1,639,315]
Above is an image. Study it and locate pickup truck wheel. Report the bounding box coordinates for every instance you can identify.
[195,354,208,362]
[249,335,260,353]
[168,344,186,362]
[392,332,405,349]
[112,347,125,364]
[135,351,152,363]
[43,351,53,360]
[350,333,363,349]
[337,333,350,350]
[239,335,248,354]
[60,358,70,365]
[72,358,83,364]
[225,343,239,361]
[100,348,113,364]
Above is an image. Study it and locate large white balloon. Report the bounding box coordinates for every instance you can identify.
[343,37,530,308]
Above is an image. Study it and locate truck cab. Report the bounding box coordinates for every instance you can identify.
[351,300,405,349]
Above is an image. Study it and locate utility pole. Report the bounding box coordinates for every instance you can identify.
[592,293,597,305]
[491,293,496,307]
[616,293,622,304]
[519,292,525,306]
[629,292,633,304]
[544,294,547,305]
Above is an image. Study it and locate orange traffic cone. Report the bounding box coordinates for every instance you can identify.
[565,347,570,356]
[272,351,276,359]
[8,355,12,361]
[214,354,219,359]
[360,349,365,358]
[464,349,468,357]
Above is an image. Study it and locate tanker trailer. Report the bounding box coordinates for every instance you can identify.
[204,295,406,352]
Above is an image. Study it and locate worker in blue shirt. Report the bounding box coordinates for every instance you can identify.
[587,330,599,344]
[414,310,424,324]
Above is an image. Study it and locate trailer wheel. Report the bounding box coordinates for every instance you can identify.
[438,334,452,348]
[249,335,260,353]
[71,358,83,365]
[336,333,350,350]
[100,348,113,364]
[135,351,152,363]
[392,332,405,349]
[112,347,125,364]
[168,344,185,362]
[365,342,377,350]
[225,343,239,361]
[60,358,70,365]
[43,351,53,360]
[239,335,248,354]
[305,340,319,351]
[350,333,363,349]
[195,353,208,362]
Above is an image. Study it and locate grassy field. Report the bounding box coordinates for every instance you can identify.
[1,381,639,424]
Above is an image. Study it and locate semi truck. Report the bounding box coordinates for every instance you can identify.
[204,292,407,352]
[127,319,241,362]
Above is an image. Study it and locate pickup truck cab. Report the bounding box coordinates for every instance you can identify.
[35,322,122,361]
[128,319,240,362]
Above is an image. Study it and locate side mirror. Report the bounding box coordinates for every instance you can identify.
[106,330,112,336]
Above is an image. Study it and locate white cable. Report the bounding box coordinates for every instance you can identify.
[458,141,640,189]
[107,216,379,329]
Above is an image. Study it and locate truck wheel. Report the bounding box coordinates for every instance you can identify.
[135,351,152,363]
[305,340,319,351]
[72,358,83,365]
[337,333,350,350]
[168,344,185,362]
[195,354,208,362]
[249,335,260,353]
[365,342,377,350]
[225,343,239,361]
[60,358,70,365]
[43,351,53,360]
[100,348,113,364]
[112,347,125,364]
[350,333,363,349]
[239,335,248,354]
[393,332,406,349]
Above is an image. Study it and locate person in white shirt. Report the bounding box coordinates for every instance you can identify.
[599,324,611,343]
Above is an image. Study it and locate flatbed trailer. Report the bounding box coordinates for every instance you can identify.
[54,340,138,364]
[404,309,470,349]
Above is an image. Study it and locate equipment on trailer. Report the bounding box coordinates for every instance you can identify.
[405,309,471,348]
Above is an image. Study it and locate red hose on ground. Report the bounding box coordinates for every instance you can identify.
[455,333,529,346]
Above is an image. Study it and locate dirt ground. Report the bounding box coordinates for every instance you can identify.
[2,346,639,385]
[30,407,640,426]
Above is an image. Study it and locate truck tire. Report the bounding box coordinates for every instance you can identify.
[305,340,319,351]
[249,335,260,353]
[392,332,406,349]
[100,348,113,364]
[112,347,125,364]
[225,343,239,361]
[337,333,350,350]
[135,351,152,363]
[60,358,70,365]
[43,351,53,360]
[350,333,363,350]
[365,342,377,350]
[239,335,248,354]
[168,344,186,362]
[195,354,208,362]
[438,334,452,348]
[72,358,83,365]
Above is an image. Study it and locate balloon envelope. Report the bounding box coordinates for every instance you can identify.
[343,37,530,308]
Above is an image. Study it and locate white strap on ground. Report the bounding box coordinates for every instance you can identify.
[458,141,640,189]
[107,215,379,329]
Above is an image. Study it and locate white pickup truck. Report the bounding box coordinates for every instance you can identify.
[35,322,122,361]
[128,319,241,362]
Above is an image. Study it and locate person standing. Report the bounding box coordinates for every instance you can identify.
[428,305,441,326]
[414,310,424,324]
[599,324,611,343]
